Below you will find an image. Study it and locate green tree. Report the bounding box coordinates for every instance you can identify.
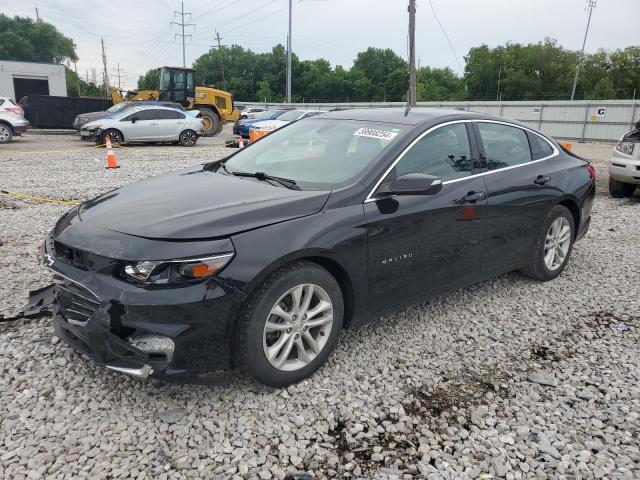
[65,67,104,97]
[587,77,617,99]
[352,48,407,101]
[137,69,159,90]
[0,14,77,63]
[417,67,467,101]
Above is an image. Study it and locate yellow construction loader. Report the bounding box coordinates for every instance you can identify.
[110,66,240,136]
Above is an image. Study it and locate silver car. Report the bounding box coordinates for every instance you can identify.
[608,121,640,197]
[0,96,30,144]
[80,106,205,147]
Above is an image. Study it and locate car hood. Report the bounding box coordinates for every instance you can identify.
[78,111,109,122]
[69,166,330,240]
[252,119,289,129]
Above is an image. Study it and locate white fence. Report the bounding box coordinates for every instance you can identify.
[239,100,639,143]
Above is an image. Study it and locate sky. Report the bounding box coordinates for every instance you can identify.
[2,0,639,90]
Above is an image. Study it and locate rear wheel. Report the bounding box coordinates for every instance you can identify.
[200,109,221,137]
[235,261,343,387]
[609,177,636,198]
[101,129,123,145]
[0,123,13,144]
[179,129,198,147]
[520,205,575,281]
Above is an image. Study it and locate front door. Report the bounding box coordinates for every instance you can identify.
[473,121,560,275]
[122,109,159,141]
[364,122,487,314]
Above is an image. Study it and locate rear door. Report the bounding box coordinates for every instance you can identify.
[122,109,159,141]
[157,109,186,140]
[364,122,487,313]
[474,121,560,275]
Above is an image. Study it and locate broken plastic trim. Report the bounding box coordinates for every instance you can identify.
[1,284,55,323]
[106,364,154,378]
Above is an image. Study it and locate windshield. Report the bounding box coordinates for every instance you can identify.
[253,109,284,120]
[107,103,128,113]
[224,119,407,190]
[276,110,305,122]
[159,68,170,91]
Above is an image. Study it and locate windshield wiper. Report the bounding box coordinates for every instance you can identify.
[231,171,298,190]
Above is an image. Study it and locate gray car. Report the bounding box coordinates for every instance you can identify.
[80,105,204,146]
[0,96,29,143]
[608,121,640,197]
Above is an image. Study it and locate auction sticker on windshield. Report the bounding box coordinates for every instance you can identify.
[353,127,399,141]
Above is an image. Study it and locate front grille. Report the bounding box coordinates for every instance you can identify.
[56,280,100,325]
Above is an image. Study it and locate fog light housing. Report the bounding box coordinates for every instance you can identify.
[128,334,175,363]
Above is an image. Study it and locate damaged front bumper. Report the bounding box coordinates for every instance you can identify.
[43,231,245,379]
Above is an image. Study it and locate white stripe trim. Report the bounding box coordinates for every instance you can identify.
[364,119,559,203]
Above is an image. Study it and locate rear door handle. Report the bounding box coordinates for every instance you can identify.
[463,191,486,202]
[534,175,551,185]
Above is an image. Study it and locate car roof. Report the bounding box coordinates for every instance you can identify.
[318,107,502,126]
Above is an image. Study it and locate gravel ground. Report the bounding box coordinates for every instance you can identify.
[0,138,639,480]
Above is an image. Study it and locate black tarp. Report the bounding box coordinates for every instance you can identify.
[19,95,112,129]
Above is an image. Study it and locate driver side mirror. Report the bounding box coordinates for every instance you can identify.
[378,173,443,197]
[130,117,139,123]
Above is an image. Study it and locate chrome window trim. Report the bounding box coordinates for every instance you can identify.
[364,119,559,203]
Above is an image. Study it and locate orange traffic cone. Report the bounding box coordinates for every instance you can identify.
[238,137,244,149]
[105,136,120,169]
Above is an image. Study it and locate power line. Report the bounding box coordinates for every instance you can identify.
[427,0,464,75]
[211,30,227,90]
[171,1,195,67]
[221,3,291,35]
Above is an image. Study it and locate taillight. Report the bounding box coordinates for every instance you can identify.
[5,107,23,114]
[587,163,596,181]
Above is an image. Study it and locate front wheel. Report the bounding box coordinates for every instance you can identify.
[520,205,575,281]
[101,129,123,145]
[179,129,198,147]
[609,177,636,198]
[235,261,344,387]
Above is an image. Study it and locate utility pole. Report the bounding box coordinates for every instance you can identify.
[85,69,89,84]
[212,30,227,90]
[496,65,502,101]
[171,2,194,68]
[571,0,597,100]
[407,0,417,107]
[101,38,109,98]
[91,67,97,85]
[35,5,40,21]
[112,62,125,89]
[286,0,293,103]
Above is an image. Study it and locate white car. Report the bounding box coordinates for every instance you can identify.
[608,121,640,198]
[80,106,205,146]
[0,97,29,144]
[240,106,267,119]
[249,110,324,134]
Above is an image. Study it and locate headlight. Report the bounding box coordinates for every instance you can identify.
[615,142,635,156]
[86,124,102,131]
[123,253,234,285]
[79,117,89,123]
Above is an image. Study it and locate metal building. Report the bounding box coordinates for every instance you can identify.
[0,60,67,101]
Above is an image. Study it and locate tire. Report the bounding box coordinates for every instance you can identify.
[179,129,198,147]
[200,109,221,137]
[0,123,13,144]
[235,261,344,387]
[608,177,636,198]
[101,129,123,145]
[520,205,575,281]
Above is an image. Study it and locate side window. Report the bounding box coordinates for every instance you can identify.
[215,96,227,110]
[476,123,531,170]
[158,110,185,120]
[135,109,158,121]
[393,123,473,181]
[527,131,554,160]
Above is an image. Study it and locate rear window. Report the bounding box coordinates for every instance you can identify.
[476,122,532,170]
[0,99,4,106]
[527,131,554,160]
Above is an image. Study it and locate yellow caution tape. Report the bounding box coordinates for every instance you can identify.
[0,189,80,206]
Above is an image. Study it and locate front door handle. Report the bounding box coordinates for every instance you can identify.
[534,175,551,185]
[463,191,486,202]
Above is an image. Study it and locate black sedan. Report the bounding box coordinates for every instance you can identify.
[43,108,596,387]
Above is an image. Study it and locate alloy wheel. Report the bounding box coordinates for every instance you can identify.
[0,125,11,142]
[181,130,197,146]
[544,217,571,271]
[106,131,122,145]
[263,283,334,371]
